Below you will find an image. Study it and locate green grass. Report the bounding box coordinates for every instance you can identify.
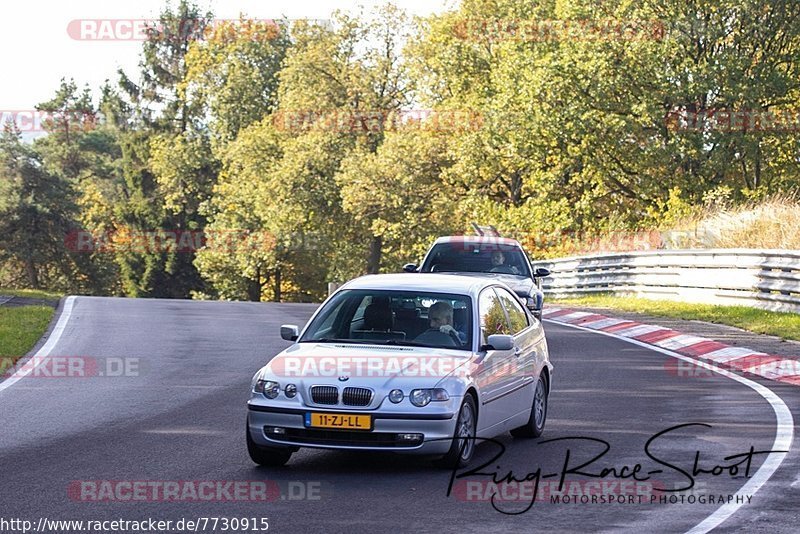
[0,288,62,300]
[552,294,800,342]
[0,306,56,374]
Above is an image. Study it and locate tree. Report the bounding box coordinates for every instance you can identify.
[408,0,800,243]
[407,0,584,240]
[277,7,415,273]
[336,130,461,269]
[182,18,290,147]
[118,0,212,133]
[108,0,217,298]
[0,125,79,289]
[34,79,97,180]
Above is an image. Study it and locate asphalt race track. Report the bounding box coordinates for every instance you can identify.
[1,297,799,533]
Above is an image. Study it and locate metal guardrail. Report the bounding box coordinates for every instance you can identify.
[530,249,800,313]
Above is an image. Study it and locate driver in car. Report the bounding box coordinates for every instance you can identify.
[489,250,520,275]
[414,301,463,347]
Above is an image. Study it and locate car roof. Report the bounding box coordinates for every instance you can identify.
[340,273,500,296]
[432,235,521,246]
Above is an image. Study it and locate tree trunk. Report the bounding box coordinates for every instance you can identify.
[754,142,762,189]
[366,236,382,274]
[25,259,40,289]
[246,266,261,302]
[273,268,282,302]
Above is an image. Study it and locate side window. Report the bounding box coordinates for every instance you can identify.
[496,288,529,334]
[479,289,510,341]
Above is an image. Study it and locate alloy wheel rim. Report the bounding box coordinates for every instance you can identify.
[534,380,546,428]
[457,403,474,460]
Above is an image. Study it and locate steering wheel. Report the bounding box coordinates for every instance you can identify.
[446,328,462,347]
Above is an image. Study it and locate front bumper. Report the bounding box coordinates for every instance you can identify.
[247,404,459,455]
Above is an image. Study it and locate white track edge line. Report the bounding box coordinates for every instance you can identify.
[0,296,76,393]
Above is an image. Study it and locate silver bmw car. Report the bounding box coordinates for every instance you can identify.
[246,273,552,468]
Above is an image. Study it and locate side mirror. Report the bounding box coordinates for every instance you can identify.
[280,324,300,341]
[534,267,551,278]
[402,263,418,273]
[486,334,514,351]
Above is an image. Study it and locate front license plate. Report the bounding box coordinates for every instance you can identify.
[305,412,372,431]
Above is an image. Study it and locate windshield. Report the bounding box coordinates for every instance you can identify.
[420,242,531,277]
[299,290,473,351]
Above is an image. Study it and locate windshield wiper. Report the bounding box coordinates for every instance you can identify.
[302,338,466,349]
[382,339,470,351]
[301,338,370,344]
[378,339,441,347]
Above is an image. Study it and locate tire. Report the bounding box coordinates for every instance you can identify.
[434,395,477,469]
[246,422,293,467]
[510,374,548,438]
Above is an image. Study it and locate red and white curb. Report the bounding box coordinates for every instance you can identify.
[542,307,800,386]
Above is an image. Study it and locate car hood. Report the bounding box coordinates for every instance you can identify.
[263,342,473,392]
[441,271,534,296]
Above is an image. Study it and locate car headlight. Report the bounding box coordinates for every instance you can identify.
[254,379,281,399]
[410,388,449,407]
[389,389,404,403]
[251,369,265,392]
[285,384,297,398]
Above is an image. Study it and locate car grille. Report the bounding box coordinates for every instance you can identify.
[342,387,373,406]
[310,386,338,405]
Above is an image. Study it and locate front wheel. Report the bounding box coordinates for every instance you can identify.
[246,422,293,466]
[434,395,477,468]
[510,374,547,438]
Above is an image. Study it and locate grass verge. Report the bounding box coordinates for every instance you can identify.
[0,288,63,300]
[551,295,800,342]
[0,306,56,375]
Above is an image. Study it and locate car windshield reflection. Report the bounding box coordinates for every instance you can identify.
[420,243,531,277]
[299,290,473,351]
